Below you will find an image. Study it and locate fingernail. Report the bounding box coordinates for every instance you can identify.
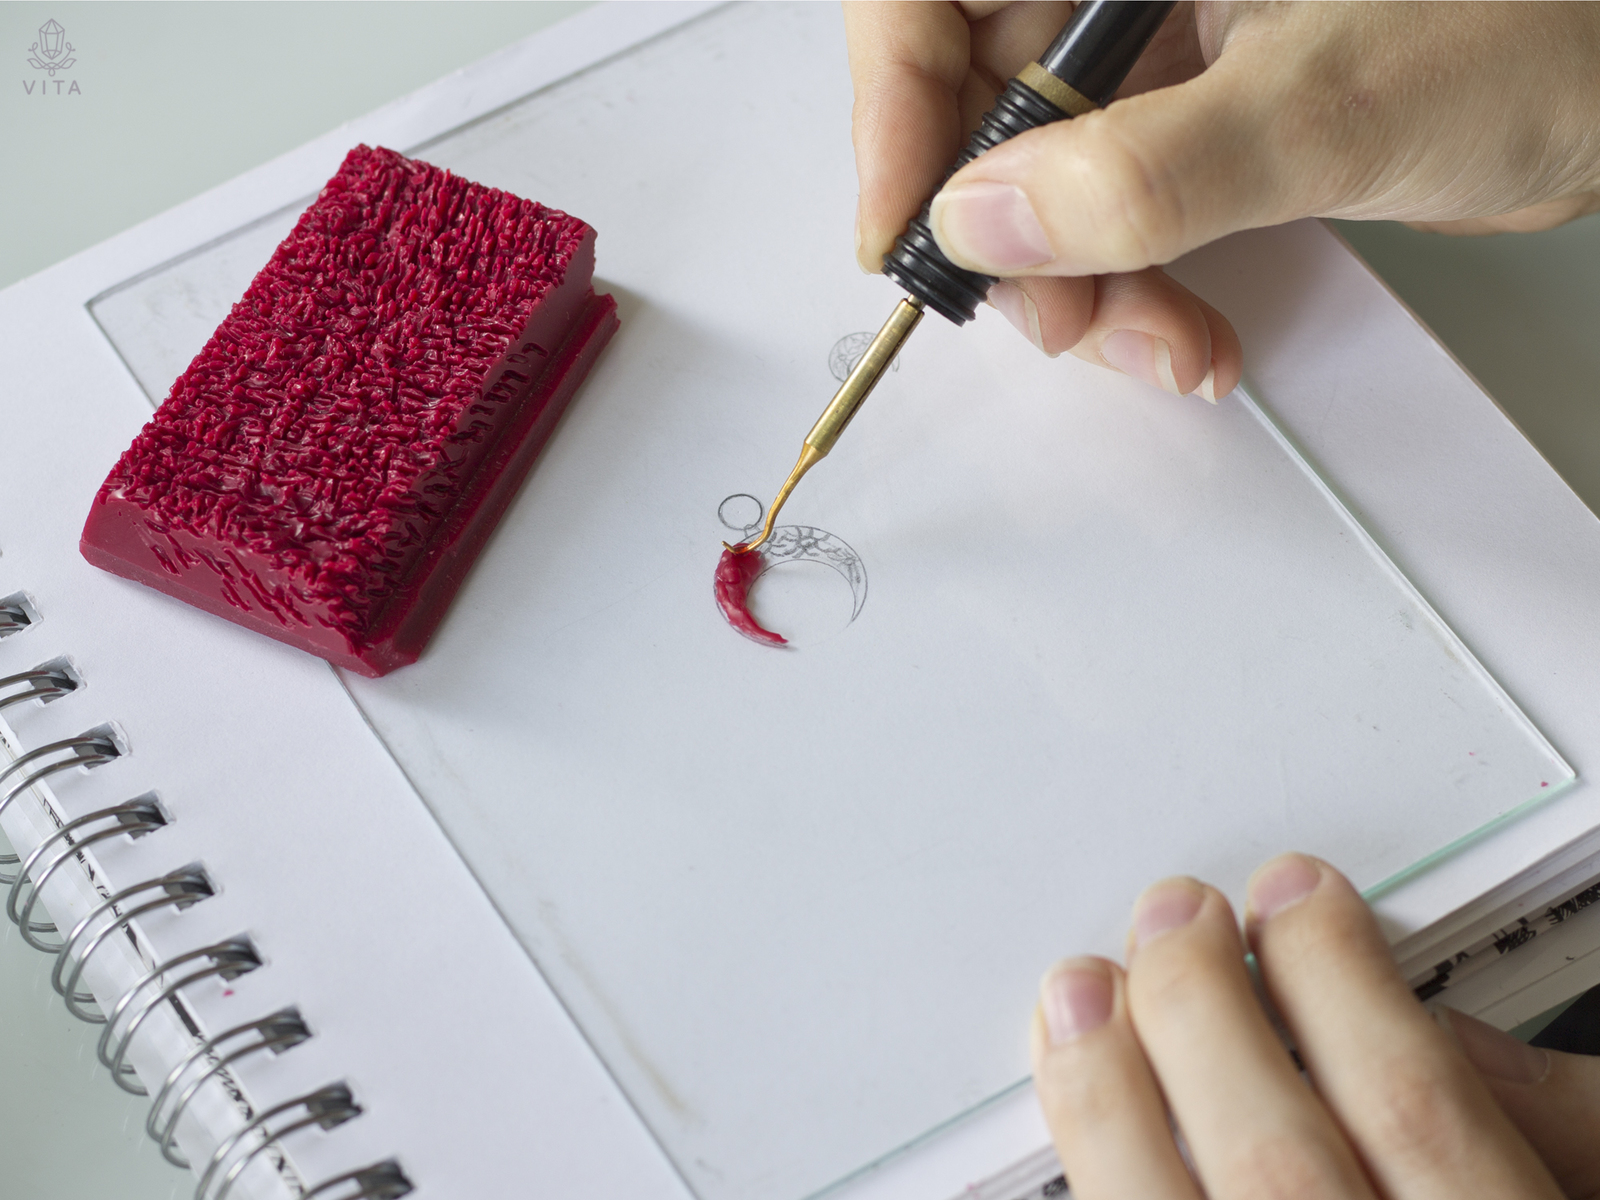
[1197,365,1219,404]
[1132,877,1204,948]
[930,181,1054,272]
[987,281,1052,355]
[1248,853,1323,923]
[1099,330,1181,396]
[854,217,873,275]
[1040,959,1114,1044]
[1441,1008,1550,1085]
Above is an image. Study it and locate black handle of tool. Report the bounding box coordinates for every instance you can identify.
[881,0,1177,325]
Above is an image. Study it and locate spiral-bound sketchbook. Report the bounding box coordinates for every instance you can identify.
[5,5,1600,1200]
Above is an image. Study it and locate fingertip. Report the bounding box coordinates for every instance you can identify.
[854,214,889,274]
[990,279,1093,358]
[1038,956,1119,1046]
[1436,1008,1600,1195]
[1440,1008,1552,1087]
[988,280,1049,355]
[1152,337,1180,395]
[1073,269,1215,395]
[1245,852,1327,926]
[1243,853,1390,984]
[1098,330,1183,396]
[1193,294,1242,401]
[1130,875,1208,949]
[1240,854,1375,956]
[1032,949,1207,1200]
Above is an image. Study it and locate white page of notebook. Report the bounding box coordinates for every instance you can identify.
[82,6,1578,1200]
[7,4,1600,1200]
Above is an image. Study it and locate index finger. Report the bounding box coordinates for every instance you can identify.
[1246,854,1565,1200]
[843,1,972,270]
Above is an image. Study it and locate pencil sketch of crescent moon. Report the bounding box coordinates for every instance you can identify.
[718,494,868,621]
[829,332,901,382]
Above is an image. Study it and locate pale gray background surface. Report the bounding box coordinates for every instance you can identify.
[1,4,1597,1199]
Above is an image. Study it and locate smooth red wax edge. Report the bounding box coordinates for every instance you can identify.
[355,290,619,673]
[82,292,619,676]
[714,544,787,646]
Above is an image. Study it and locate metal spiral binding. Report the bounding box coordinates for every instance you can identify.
[100,938,262,1094]
[303,1161,414,1199]
[148,1009,312,1167]
[0,727,123,880]
[0,601,408,1192]
[195,1083,363,1200]
[53,866,214,1019]
[0,659,81,713]
[0,593,37,638]
[8,796,167,948]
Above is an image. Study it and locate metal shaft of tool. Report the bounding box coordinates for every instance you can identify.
[736,298,925,552]
[805,298,924,455]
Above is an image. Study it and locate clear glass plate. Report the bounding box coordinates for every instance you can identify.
[88,7,1574,1200]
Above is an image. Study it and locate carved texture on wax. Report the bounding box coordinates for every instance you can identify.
[81,144,619,676]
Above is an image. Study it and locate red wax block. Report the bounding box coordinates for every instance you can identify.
[82,145,618,677]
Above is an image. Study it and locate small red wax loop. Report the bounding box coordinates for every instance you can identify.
[715,544,787,646]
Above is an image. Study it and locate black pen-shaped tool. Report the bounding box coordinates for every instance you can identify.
[730,0,1177,553]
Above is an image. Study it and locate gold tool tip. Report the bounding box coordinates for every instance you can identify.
[732,443,826,555]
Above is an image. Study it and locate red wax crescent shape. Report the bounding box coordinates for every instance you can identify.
[715,545,786,646]
[80,145,618,677]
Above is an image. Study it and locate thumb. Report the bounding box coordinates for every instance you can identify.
[928,56,1324,278]
[1443,1008,1600,1199]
